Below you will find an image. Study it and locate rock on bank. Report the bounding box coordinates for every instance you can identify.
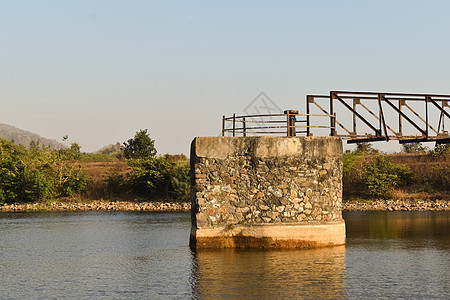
[343,199,450,211]
[0,201,191,212]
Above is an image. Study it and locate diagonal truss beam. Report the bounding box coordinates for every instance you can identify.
[358,102,398,136]
[332,93,381,136]
[311,100,353,135]
[403,103,439,135]
[429,97,450,120]
[378,94,389,141]
[382,95,427,136]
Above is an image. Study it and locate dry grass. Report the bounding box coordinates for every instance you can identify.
[390,153,449,179]
[77,160,130,201]
[391,189,409,201]
[80,160,129,183]
[343,152,449,200]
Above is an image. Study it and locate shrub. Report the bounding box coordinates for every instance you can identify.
[106,170,127,193]
[431,144,450,158]
[169,160,190,201]
[0,138,90,203]
[127,156,173,195]
[343,151,366,183]
[430,165,450,191]
[58,164,90,197]
[365,155,413,199]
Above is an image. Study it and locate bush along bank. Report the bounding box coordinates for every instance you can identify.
[0,130,190,206]
[343,143,449,203]
[1,132,448,212]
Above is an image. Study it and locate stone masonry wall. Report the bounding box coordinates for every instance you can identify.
[191,137,343,229]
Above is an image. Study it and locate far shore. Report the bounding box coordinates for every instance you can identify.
[1,198,449,213]
[0,200,190,213]
[343,199,450,211]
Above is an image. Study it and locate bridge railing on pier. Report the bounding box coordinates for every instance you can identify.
[222,91,450,144]
[221,110,335,137]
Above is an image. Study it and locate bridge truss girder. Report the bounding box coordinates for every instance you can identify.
[306,91,450,144]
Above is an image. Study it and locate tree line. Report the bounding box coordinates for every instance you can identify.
[0,129,189,205]
[1,130,448,205]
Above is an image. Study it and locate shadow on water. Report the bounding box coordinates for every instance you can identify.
[190,246,346,300]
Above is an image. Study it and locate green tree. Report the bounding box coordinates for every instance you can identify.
[355,142,377,154]
[122,129,157,159]
[402,142,428,153]
[58,142,82,160]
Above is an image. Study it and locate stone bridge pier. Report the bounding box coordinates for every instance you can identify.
[190,136,345,249]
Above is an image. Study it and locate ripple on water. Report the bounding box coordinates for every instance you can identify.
[0,211,449,299]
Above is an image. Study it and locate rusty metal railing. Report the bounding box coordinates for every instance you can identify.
[307,91,450,144]
[222,110,335,137]
[222,91,449,143]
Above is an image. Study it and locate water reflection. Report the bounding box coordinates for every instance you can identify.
[1,211,448,299]
[343,211,450,299]
[344,211,450,249]
[191,246,346,299]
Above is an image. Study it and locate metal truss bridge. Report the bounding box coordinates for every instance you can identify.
[222,91,450,144]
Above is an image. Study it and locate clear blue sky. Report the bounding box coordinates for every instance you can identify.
[1,0,449,154]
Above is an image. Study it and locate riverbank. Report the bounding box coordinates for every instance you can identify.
[1,199,449,212]
[0,200,191,212]
[343,199,450,211]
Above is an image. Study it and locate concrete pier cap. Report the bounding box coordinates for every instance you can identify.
[190,136,345,249]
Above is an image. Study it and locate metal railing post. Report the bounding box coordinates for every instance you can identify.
[243,117,246,137]
[333,113,336,136]
[286,110,290,136]
[330,91,335,136]
[306,96,311,136]
[232,113,236,137]
[222,115,225,136]
[425,96,429,138]
[285,110,298,137]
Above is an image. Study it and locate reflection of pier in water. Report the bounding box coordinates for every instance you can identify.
[190,246,345,299]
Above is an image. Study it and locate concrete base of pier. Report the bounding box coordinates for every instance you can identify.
[190,220,345,249]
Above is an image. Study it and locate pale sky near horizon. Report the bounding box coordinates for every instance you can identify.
[1,0,450,154]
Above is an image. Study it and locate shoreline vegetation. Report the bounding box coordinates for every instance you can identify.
[1,130,449,213]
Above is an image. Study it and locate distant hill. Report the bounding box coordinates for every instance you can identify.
[95,142,122,155]
[0,123,64,149]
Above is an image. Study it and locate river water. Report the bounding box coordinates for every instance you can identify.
[0,211,448,299]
